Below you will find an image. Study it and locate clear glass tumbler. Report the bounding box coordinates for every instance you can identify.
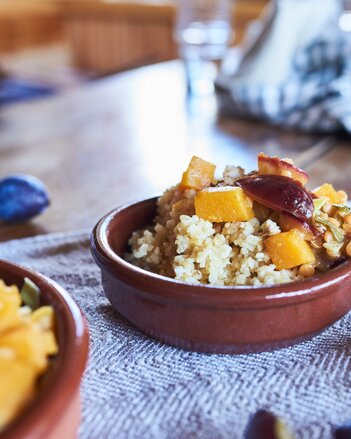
[174,0,234,96]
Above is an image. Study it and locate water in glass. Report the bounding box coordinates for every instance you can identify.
[175,0,233,95]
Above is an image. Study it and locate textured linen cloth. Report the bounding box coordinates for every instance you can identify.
[0,230,351,439]
[216,0,351,133]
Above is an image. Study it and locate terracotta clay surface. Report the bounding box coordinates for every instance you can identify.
[0,259,89,439]
[91,197,351,354]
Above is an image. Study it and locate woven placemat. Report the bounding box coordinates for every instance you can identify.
[0,230,350,439]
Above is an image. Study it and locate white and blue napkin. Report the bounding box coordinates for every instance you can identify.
[216,0,351,133]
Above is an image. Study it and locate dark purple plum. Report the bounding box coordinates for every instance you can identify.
[258,153,309,185]
[244,410,295,439]
[237,175,314,221]
[0,174,50,223]
[279,211,321,240]
[335,424,351,439]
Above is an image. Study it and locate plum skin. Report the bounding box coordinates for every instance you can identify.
[279,211,321,240]
[244,409,295,439]
[0,175,50,223]
[258,153,308,185]
[236,175,314,222]
[335,424,351,439]
[244,410,277,439]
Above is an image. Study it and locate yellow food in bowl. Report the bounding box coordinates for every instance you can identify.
[0,279,58,431]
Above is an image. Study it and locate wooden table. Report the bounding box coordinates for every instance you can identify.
[0,0,63,54]
[0,60,350,242]
[60,0,268,74]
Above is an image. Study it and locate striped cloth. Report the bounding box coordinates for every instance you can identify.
[216,0,351,133]
[1,231,351,439]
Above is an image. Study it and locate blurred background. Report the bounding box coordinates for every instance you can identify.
[1,0,351,241]
[0,0,267,97]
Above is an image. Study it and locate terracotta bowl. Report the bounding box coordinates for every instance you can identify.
[0,259,89,439]
[91,196,351,355]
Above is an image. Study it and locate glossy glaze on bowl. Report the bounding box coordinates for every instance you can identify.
[0,259,89,439]
[91,197,351,354]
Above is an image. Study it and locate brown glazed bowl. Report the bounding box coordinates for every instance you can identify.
[91,196,351,355]
[0,259,89,439]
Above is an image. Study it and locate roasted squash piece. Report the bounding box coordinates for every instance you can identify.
[179,156,216,190]
[312,183,340,203]
[194,186,254,222]
[0,281,22,333]
[31,305,55,331]
[264,229,315,270]
[0,325,52,373]
[0,358,36,430]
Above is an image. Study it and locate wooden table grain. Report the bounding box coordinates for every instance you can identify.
[0,60,349,242]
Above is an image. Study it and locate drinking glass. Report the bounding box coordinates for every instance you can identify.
[174,0,234,96]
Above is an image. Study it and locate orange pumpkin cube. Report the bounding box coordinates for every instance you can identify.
[0,358,36,430]
[264,229,315,270]
[194,186,254,222]
[0,281,21,333]
[312,183,339,203]
[0,325,50,373]
[179,156,216,190]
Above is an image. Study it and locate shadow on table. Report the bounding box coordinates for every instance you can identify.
[0,222,48,242]
[97,303,149,339]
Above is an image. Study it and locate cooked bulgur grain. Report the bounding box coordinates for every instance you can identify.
[126,186,301,286]
[125,154,350,286]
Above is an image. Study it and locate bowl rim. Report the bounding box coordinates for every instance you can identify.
[91,196,351,309]
[0,258,89,439]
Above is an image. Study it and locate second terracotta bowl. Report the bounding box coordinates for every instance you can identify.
[91,196,351,354]
[0,259,89,439]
